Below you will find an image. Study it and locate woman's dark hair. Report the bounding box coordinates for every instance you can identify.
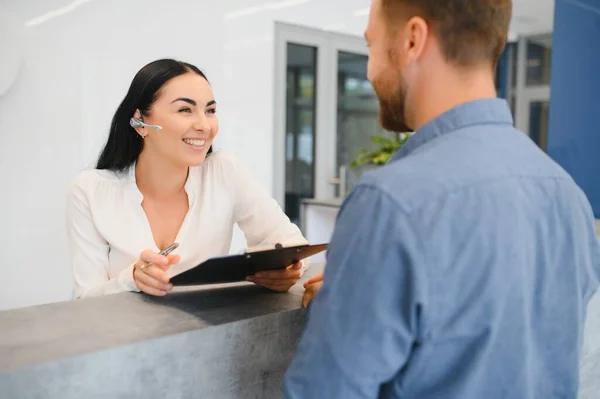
[96,58,213,172]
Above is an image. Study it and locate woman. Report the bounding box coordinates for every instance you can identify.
[66,59,308,298]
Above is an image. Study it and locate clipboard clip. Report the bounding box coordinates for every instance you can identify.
[240,242,306,258]
[244,243,283,258]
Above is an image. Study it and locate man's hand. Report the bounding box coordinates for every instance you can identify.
[302,272,324,308]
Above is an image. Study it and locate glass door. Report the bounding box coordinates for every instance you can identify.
[333,50,394,197]
[520,91,551,151]
[284,43,317,225]
[528,100,550,151]
[274,23,330,225]
[274,23,394,222]
[513,34,552,152]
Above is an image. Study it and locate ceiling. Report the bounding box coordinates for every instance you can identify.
[283,0,554,71]
[509,0,555,39]
[1,0,555,41]
[256,0,556,41]
[325,0,556,40]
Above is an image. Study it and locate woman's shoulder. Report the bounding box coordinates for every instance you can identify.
[201,150,249,174]
[67,167,129,199]
[205,150,241,167]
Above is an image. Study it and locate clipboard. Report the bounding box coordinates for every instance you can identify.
[170,243,328,286]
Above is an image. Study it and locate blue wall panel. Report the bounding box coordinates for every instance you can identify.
[548,0,600,218]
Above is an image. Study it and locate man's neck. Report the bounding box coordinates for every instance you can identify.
[135,150,188,200]
[409,68,498,131]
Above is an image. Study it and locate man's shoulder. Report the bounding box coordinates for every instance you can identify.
[357,134,575,216]
[356,152,463,215]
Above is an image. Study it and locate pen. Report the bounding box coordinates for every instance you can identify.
[140,243,179,270]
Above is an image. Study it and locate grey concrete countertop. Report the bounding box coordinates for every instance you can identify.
[0,263,324,375]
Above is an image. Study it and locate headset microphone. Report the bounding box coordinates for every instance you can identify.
[129,117,163,131]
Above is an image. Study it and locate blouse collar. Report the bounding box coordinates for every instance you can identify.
[125,162,198,206]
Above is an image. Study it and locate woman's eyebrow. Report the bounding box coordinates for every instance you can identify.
[171,98,197,106]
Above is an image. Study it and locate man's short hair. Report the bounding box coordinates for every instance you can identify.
[381,0,512,68]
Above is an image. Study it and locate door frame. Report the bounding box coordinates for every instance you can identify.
[516,86,551,134]
[273,22,369,207]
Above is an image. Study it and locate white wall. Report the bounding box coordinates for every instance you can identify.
[0,0,376,311]
[0,0,560,311]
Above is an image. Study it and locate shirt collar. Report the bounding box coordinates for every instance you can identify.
[390,98,513,162]
[125,162,198,205]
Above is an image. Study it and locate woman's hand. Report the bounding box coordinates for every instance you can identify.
[133,249,181,296]
[246,261,303,292]
[302,272,324,308]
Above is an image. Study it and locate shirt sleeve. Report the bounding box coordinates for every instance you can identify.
[230,154,310,270]
[65,179,140,298]
[283,184,428,398]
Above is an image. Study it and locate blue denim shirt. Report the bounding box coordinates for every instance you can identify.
[284,99,600,398]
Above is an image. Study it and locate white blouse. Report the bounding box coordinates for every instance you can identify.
[65,150,308,298]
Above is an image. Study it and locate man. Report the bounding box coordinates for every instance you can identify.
[284,0,600,398]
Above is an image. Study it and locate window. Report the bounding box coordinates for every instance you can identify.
[526,36,552,86]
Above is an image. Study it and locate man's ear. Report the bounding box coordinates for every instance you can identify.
[403,16,429,65]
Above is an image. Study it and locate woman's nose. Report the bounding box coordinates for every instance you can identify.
[192,115,210,132]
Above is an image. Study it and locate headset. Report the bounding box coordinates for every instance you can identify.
[129,117,163,131]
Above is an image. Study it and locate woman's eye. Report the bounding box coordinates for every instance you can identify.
[179,107,192,113]
[206,108,217,114]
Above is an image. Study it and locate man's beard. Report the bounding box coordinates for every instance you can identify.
[374,73,412,133]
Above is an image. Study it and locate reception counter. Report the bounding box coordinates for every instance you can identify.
[2,258,599,399]
[0,264,325,399]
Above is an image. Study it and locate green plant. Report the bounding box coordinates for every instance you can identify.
[350,132,411,168]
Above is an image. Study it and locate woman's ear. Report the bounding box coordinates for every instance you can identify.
[132,109,146,138]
